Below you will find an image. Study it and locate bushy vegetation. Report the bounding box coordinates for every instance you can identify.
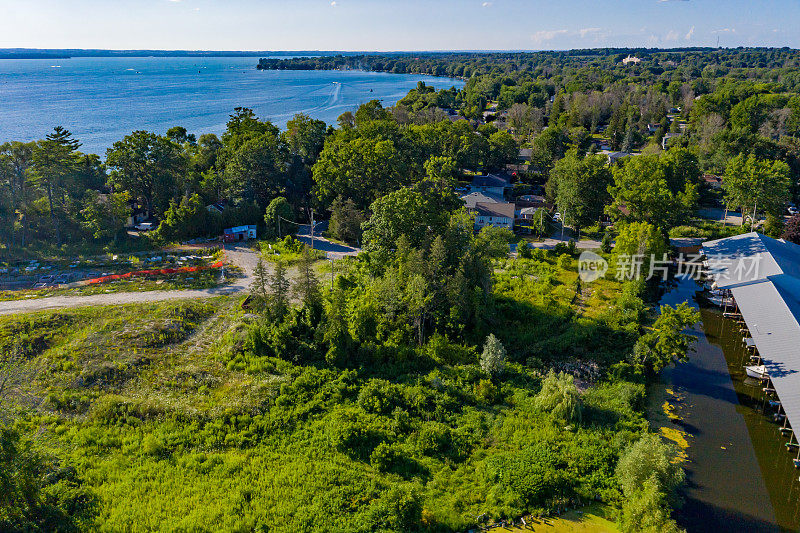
[0,219,691,530]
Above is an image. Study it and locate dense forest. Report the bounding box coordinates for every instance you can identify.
[4,46,800,531]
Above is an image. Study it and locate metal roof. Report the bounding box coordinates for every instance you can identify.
[702,232,800,434]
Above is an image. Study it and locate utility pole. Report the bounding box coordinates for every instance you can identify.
[329,257,335,289]
[310,209,315,249]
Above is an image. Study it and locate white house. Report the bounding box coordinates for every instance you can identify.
[474,202,515,231]
[622,55,641,65]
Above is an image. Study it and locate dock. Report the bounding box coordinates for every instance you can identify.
[703,232,800,467]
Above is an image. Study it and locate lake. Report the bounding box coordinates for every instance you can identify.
[0,56,463,155]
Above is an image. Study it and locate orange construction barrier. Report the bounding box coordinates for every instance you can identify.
[84,260,224,285]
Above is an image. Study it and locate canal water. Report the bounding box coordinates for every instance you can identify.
[652,277,800,532]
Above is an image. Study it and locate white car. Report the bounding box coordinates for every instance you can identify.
[135,222,154,231]
[553,212,562,221]
[788,206,798,216]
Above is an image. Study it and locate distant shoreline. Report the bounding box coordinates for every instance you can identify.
[0,49,471,60]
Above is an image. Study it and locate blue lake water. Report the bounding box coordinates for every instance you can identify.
[0,56,463,155]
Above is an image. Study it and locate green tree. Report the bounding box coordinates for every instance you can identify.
[486,131,518,170]
[423,156,457,188]
[549,150,612,230]
[612,222,667,279]
[252,257,270,306]
[361,185,457,253]
[293,245,321,309]
[534,371,582,423]
[607,154,698,230]
[224,132,286,207]
[312,136,405,210]
[616,433,684,501]
[269,260,291,319]
[31,127,81,244]
[722,154,791,223]
[328,196,365,245]
[634,302,699,373]
[80,190,130,241]
[264,196,294,239]
[154,193,206,242]
[480,334,506,376]
[106,131,185,220]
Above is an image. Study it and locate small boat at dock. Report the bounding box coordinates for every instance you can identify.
[745,365,769,380]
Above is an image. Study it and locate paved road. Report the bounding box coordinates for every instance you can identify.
[0,244,258,316]
[295,224,361,258]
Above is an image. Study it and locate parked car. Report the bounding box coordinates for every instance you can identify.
[552,212,562,222]
[135,222,155,231]
[788,206,798,216]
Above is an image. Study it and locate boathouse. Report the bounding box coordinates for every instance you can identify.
[702,232,800,455]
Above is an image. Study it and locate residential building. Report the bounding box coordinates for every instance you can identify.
[461,191,504,209]
[467,173,513,199]
[474,202,515,230]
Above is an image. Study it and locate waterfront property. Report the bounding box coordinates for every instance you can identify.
[702,232,800,464]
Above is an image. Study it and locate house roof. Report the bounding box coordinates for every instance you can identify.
[607,151,632,162]
[519,207,540,215]
[475,202,515,219]
[471,173,511,189]
[702,232,800,289]
[461,191,504,208]
[702,232,800,439]
[518,148,533,159]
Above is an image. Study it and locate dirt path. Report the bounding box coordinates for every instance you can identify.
[0,244,259,316]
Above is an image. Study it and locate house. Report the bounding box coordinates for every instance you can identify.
[517,207,540,219]
[647,123,662,134]
[125,201,150,228]
[223,225,257,242]
[474,202,515,231]
[515,206,543,234]
[607,152,632,165]
[516,194,547,208]
[702,174,723,190]
[461,191,504,209]
[518,148,533,162]
[622,55,641,65]
[467,173,513,199]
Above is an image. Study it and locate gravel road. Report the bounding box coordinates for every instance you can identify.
[0,244,258,316]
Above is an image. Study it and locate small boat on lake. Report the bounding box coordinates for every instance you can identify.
[745,365,769,380]
[697,290,726,307]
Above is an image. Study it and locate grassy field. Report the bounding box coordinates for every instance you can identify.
[504,504,619,532]
[1,252,654,531]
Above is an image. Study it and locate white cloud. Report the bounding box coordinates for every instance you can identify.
[685,26,695,40]
[712,28,736,33]
[330,1,337,6]
[665,29,680,41]
[531,29,568,44]
[482,2,493,7]
[579,27,601,38]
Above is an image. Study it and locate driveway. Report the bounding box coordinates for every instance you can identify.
[0,243,259,316]
[697,207,744,226]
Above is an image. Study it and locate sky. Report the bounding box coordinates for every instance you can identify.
[2,0,799,52]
